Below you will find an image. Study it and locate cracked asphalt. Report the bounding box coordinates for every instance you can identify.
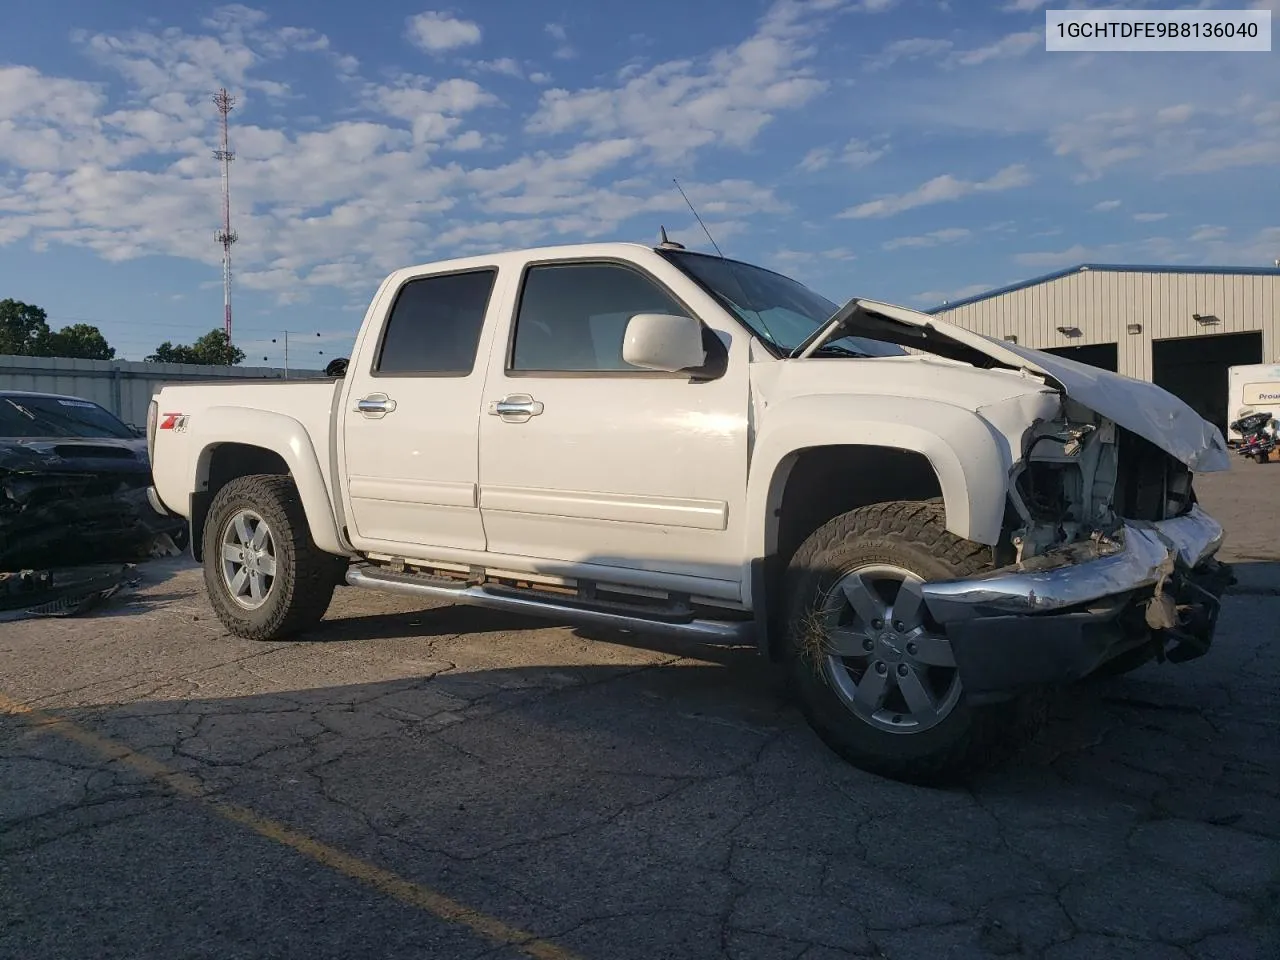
[3,461,1279,959]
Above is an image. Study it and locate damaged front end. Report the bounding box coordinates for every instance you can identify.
[1004,396,1199,564]
[0,440,187,571]
[920,399,1233,700]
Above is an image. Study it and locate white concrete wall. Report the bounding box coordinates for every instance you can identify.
[0,355,325,428]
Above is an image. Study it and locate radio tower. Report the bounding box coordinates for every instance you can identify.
[212,88,238,355]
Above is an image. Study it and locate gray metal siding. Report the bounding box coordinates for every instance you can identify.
[934,269,1279,382]
[0,355,324,428]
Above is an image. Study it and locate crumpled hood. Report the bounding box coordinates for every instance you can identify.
[0,436,148,472]
[839,298,1232,473]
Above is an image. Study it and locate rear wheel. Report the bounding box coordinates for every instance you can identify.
[202,474,344,640]
[783,500,1044,785]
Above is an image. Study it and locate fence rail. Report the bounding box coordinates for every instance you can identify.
[0,355,323,428]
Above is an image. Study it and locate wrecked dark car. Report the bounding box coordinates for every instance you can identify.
[0,390,187,577]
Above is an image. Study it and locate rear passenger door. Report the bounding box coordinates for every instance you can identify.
[338,265,503,556]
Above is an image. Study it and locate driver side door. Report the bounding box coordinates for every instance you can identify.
[476,256,750,597]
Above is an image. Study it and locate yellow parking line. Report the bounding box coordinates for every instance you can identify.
[0,692,581,960]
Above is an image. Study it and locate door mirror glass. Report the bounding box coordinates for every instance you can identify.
[622,313,706,373]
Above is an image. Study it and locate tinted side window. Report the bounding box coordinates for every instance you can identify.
[511,263,688,372]
[375,269,496,375]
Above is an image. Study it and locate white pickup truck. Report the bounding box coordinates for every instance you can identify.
[147,240,1234,783]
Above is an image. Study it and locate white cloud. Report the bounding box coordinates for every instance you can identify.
[1157,104,1194,124]
[367,76,496,145]
[405,11,482,53]
[1190,225,1227,242]
[545,23,576,60]
[911,283,993,305]
[1092,199,1122,212]
[841,137,889,168]
[882,227,971,250]
[527,0,840,159]
[772,246,858,265]
[473,57,523,79]
[1012,228,1280,271]
[798,137,888,171]
[1133,212,1168,222]
[1013,244,1094,269]
[839,164,1033,219]
[865,37,952,71]
[945,31,1039,68]
[449,130,485,151]
[867,41,1280,181]
[799,147,833,171]
[0,3,824,304]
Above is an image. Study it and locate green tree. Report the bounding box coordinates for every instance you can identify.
[0,300,116,359]
[37,323,116,360]
[146,328,245,366]
[0,299,51,355]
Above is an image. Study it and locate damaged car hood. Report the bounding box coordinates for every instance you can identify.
[0,434,181,570]
[826,298,1232,473]
[0,436,149,471]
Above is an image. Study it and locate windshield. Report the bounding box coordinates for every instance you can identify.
[658,249,906,358]
[0,394,135,439]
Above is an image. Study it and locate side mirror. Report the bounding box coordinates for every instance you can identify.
[622,313,706,373]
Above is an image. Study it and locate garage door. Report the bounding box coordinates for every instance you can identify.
[1039,342,1119,372]
[1153,331,1263,436]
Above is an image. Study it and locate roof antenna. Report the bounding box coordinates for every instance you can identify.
[673,178,725,258]
[670,177,779,346]
[658,224,684,250]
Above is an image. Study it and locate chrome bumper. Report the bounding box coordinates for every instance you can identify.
[921,505,1225,624]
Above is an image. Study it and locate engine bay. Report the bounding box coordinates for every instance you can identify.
[1008,398,1194,562]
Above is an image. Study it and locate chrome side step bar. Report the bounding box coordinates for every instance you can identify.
[345,565,757,644]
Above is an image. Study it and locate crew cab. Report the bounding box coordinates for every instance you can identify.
[146,241,1234,783]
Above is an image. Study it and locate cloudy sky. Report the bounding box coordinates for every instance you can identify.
[2,0,1278,364]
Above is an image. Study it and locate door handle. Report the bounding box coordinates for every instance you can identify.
[355,394,397,417]
[487,393,544,423]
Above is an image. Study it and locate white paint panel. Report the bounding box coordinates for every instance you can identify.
[481,485,728,530]
[348,476,477,508]
[475,247,751,591]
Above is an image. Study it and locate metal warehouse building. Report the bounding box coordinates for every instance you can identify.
[928,263,1280,436]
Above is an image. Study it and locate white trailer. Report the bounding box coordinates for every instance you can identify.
[1227,363,1280,441]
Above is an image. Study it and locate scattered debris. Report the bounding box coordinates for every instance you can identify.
[0,563,140,621]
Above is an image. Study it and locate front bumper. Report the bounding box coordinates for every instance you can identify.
[918,506,1232,699]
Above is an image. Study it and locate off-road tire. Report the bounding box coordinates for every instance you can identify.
[783,499,1046,785]
[202,474,344,640]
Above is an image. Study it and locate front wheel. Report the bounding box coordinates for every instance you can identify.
[782,500,1044,785]
[202,474,344,640]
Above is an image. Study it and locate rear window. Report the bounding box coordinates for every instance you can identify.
[374,269,497,375]
[0,395,134,439]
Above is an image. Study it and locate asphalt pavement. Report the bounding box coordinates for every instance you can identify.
[2,459,1277,960]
